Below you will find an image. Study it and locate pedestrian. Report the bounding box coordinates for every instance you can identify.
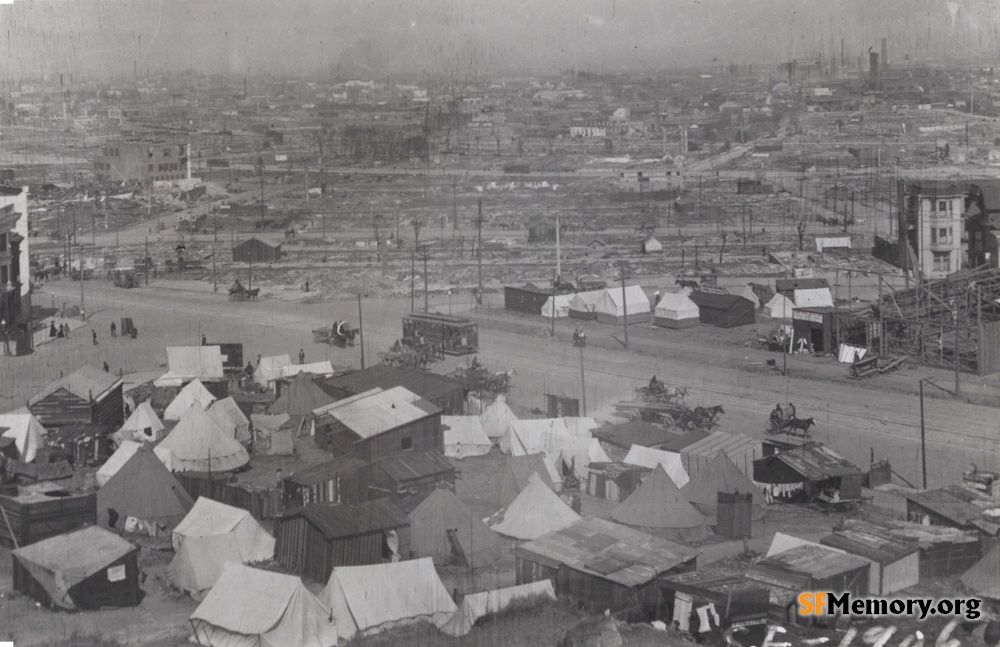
[299,349,305,365]
[57,323,65,338]
[103,361,109,372]
[787,402,796,419]
[202,334,208,346]
[256,354,261,368]
[110,321,117,337]
[49,321,57,338]
[304,279,310,292]
[92,329,98,346]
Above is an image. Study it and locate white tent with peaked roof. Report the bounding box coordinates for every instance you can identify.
[763,292,795,319]
[623,444,690,488]
[611,464,710,543]
[0,409,47,463]
[189,563,338,647]
[440,580,556,637]
[157,406,250,472]
[163,379,216,421]
[594,284,651,324]
[442,416,492,458]
[489,473,581,540]
[173,497,275,562]
[654,288,700,329]
[255,355,292,386]
[320,557,457,641]
[207,397,251,443]
[117,401,165,443]
[479,394,517,441]
[169,534,244,601]
[96,440,172,486]
[155,346,225,387]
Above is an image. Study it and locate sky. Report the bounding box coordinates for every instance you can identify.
[1,0,999,80]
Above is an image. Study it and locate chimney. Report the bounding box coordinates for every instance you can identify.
[870,52,880,89]
[881,38,888,71]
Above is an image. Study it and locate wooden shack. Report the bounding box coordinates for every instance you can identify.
[585,462,651,502]
[273,499,411,584]
[28,366,123,429]
[232,237,282,263]
[282,456,369,507]
[368,450,457,513]
[323,365,466,416]
[0,482,97,548]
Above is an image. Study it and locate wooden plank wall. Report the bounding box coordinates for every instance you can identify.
[0,491,97,548]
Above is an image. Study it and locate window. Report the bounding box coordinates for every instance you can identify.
[932,251,951,272]
[0,234,6,251]
[939,227,951,244]
[0,266,7,284]
[931,228,937,244]
[401,436,413,451]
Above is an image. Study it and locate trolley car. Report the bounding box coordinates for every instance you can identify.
[402,313,478,356]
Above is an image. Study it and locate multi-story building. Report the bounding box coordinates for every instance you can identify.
[93,139,188,184]
[896,180,966,279]
[0,185,30,327]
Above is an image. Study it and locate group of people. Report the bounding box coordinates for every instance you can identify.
[572,327,586,346]
[771,402,797,420]
[48,321,70,339]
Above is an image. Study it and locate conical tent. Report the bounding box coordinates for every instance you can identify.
[680,451,766,521]
[490,473,581,540]
[118,401,165,443]
[623,444,690,488]
[96,440,172,486]
[97,444,194,534]
[0,409,47,463]
[163,379,216,421]
[486,454,559,507]
[169,534,244,601]
[612,464,710,543]
[961,544,1000,601]
[440,580,556,637]
[173,497,275,562]
[320,557,457,641]
[207,397,251,443]
[479,394,517,440]
[190,563,338,647]
[442,416,493,458]
[157,406,250,473]
[408,489,502,568]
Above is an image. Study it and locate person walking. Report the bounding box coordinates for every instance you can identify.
[49,321,57,338]
[298,349,305,365]
[202,334,208,346]
[103,361,109,372]
[92,329,98,346]
[110,321,117,338]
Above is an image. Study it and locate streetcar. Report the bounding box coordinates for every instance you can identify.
[402,313,479,356]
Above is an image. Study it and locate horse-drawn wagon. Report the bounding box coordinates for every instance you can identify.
[228,280,260,302]
[313,321,359,347]
[768,408,815,436]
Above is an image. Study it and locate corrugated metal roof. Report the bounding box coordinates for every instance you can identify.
[514,517,698,588]
[284,499,410,539]
[763,544,869,580]
[682,431,761,459]
[31,366,122,404]
[662,568,762,595]
[820,527,919,564]
[323,365,464,406]
[775,278,831,291]
[284,456,368,487]
[315,386,439,439]
[754,444,861,482]
[372,450,454,482]
[902,488,989,526]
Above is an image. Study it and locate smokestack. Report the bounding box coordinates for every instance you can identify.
[881,38,888,71]
[186,141,192,180]
[243,77,248,101]
[870,52,880,89]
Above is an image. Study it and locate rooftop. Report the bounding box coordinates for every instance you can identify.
[30,366,122,404]
[314,386,439,440]
[324,365,463,405]
[281,499,410,540]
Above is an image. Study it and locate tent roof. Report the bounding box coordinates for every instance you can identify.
[442,416,492,449]
[488,453,558,506]
[655,287,697,310]
[30,366,121,404]
[250,413,291,433]
[595,421,679,450]
[162,346,225,382]
[157,406,250,472]
[255,354,292,384]
[14,525,135,573]
[163,379,216,421]
[169,534,243,601]
[98,445,194,525]
[208,397,249,428]
[479,394,518,439]
[408,489,501,567]
[271,372,335,416]
[612,465,707,529]
[173,496,275,562]
[680,451,765,507]
[688,291,754,311]
[0,410,47,463]
[96,439,171,486]
[490,473,581,540]
[600,284,650,308]
[623,444,690,488]
[568,289,605,309]
[280,361,335,380]
[514,517,699,588]
[440,580,556,637]
[119,401,164,435]
[323,364,465,406]
[315,386,439,440]
[961,544,1000,600]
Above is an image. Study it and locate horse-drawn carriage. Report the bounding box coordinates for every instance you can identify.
[768,408,815,436]
[634,383,688,405]
[113,271,139,289]
[453,359,516,394]
[313,321,359,347]
[378,339,442,369]
[228,280,260,302]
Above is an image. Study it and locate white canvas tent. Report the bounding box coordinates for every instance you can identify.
[207,397,251,443]
[280,361,336,380]
[169,534,243,601]
[440,580,556,637]
[157,406,250,472]
[172,497,275,562]
[623,444,690,488]
[0,409,46,463]
[255,355,292,386]
[766,532,847,558]
[96,440,172,486]
[541,293,574,318]
[489,473,581,540]
[154,346,225,387]
[189,563,338,647]
[479,394,517,440]
[594,285,651,324]
[791,287,833,308]
[442,416,493,458]
[763,292,795,319]
[163,379,216,421]
[567,289,604,319]
[321,557,457,641]
[116,401,165,443]
[653,288,700,329]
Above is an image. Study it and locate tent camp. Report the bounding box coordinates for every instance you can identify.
[96,440,172,486]
[162,379,216,421]
[408,489,502,568]
[541,293,574,318]
[487,453,561,507]
[653,288,700,329]
[623,444,690,488]
[442,416,493,458]
[169,534,244,601]
[116,401,165,443]
[961,544,1000,601]
[0,409,47,463]
[207,396,251,443]
[490,473,582,540]
[97,444,194,535]
[157,406,250,473]
[688,292,756,328]
[612,464,710,543]
[280,361,336,380]
[440,580,556,637]
[12,526,141,610]
[680,452,766,521]
[172,497,275,562]
[255,354,292,387]
[567,289,605,320]
[479,394,517,441]
[189,563,338,647]
[594,285,651,325]
[321,557,457,641]
[155,346,225,387]
[503,418,608,479]
[763,292,795,319]
[251,413,294,455]
[680,431,764,482]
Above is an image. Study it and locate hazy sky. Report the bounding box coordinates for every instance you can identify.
[1,0,998,80]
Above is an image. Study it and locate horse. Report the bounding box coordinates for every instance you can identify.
[690,405,725,428]
[787,417,815,434]
[675,278,699,290]
[247,288,260,300]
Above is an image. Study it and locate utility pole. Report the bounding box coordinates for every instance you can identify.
[953,305,960,396]
[477,199,483,307]
[620,262,629,350]
[144,236,149,286]
[579,345,587,416]
[421,245,430,313]
[212,245,217,293]
[248,256,253,292]
[358,293,365,369]
[411,219,421,313]
[551,269,556,337]
[555,212,561,280]
[919,379,928,488]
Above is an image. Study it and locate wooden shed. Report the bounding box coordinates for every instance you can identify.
[753,443,864,503]
[282,455,369,508]
[585,462,651,502]
[369,450,457,513]
[232,237,282,263]
[659,569,770,637]
[688,292,756,328]
[820,520,920,595]
[0,482,97,548]
[504,285,553,315]
[28,366,123,429]
[323,365,466,415]
[273,499,411,584]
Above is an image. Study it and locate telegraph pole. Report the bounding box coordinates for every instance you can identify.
[477,199,483,307]
[358,293,365,369]
[619,262,629,350]
[421,245,430,313]
[212,245,217,293]
[144,236,149,286]
[579,345,587,416]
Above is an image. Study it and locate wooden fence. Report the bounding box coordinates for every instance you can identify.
[176,472,277,521]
